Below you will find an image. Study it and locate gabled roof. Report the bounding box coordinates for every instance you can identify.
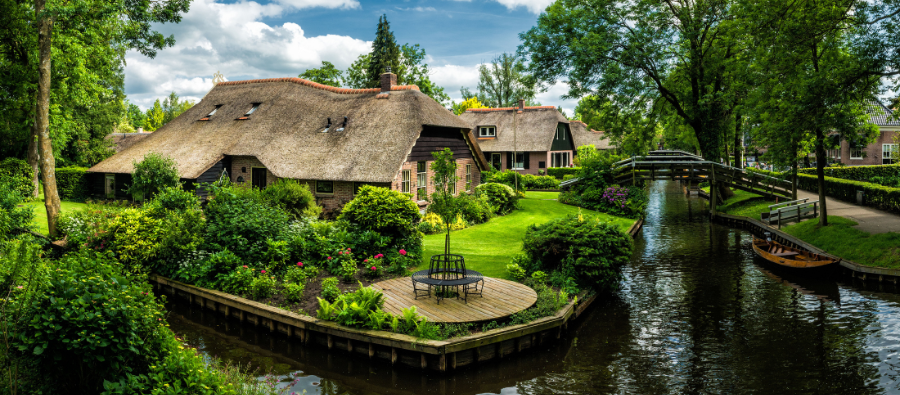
[568,120,614,150]
[458,106,567,152]
[865,98,900,127]
[89,77,486,182]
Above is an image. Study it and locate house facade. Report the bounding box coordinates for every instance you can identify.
[458,101,607,174]
[87,71,488,213]
[826,99,900,166]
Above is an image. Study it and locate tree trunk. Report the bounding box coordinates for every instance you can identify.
[35,0,60,237]
[733,113,743,169]
[27,105,40,198]
[791,159,798,201]
[814,128,828,226]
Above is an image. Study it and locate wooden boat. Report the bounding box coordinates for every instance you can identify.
[751,237,839,269]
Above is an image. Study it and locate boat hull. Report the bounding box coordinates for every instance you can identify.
[751,237,838,269]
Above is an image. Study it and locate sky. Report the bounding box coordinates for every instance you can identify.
[124,0,579,113]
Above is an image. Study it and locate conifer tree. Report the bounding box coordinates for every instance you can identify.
[366,15,401,88]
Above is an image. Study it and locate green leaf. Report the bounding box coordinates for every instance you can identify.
[33,346,43,355]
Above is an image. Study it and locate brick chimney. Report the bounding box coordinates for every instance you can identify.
[380,66,397,92]
[517,98,525,112]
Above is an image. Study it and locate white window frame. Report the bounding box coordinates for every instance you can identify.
[512,152,525,170]
[478,126,496,138]
[401,170,411,193]
[556,126,566,140]
[551,152,570,168]
[850,148,864,160]
[884,144,898,165]
[416,161,427,201]
[465,164,472,191]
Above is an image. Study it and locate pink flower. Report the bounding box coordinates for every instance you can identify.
[242,265,248,268]
[374,254,384,259]
[327,256,332,260]
[347,248,351,252]
[364,259,369,263]
[298,262,303,267]
[370,266,376,271]
[399,249,407,256]
[261,270,266,274]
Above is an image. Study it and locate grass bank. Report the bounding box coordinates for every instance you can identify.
[422,192,637,278]
[22,195,88,235]
[708,188,900,269]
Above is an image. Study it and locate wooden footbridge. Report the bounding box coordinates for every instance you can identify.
[563,150,793,209]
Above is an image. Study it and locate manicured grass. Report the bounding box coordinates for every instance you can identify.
[421,192,636,278]
[783,216,900,269]
[522,191,559,200]
[21,195,88,236]
[702,187,774,220]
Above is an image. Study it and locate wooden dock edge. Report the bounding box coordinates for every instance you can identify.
[151,274,591,372]
[710,212,900,283]
[627,217,644,238]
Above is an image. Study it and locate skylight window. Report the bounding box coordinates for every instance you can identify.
[208,105,221,117]
[244,103,260,116]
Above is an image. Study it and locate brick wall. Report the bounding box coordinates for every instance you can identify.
[229,156,277,186]
[839,130,899,166]
[392,158,481,207]
[291,180,355,214]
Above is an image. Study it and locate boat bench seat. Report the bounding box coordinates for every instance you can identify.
[772,252,799,257]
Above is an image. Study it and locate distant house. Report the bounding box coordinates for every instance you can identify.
[459,101,609,174]
[106,129,152,153]
[568,120,615,153]
[88,70,488,212]
[826,99,900,165]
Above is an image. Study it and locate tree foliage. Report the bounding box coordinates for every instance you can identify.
[366,15,401,88]
[300,60,343,87]
[476,53,537,108]
[451,96,489,115]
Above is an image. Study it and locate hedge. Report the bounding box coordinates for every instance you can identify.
[796,173,900,214]
[56,167,89,200]
[0,158,34,197]
[547,167,580,180]
[798,165,900,182]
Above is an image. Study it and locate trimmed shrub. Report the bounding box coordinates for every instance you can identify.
[339,185,420,237]
[487,169,525,190]
[796,173,900,214]
[145,185,201,212]
[547,167,580,180]
[55,167,89,200]
[0,158,34,198]
[524,174,560,190]
[522,214,633,292]
[204,183,290,263]
[262,178,322,219]
[798,164,900,181]
[475,183,518,215]
[418,212,445,234]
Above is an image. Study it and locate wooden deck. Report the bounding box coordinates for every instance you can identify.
[371,277,538,323]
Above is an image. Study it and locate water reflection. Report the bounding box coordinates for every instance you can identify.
[166,181,900,394]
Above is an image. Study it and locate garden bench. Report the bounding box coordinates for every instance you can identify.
[761,198,819,229]
[412,254,484,304]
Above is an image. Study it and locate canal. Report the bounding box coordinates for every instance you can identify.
[166,180,900,394]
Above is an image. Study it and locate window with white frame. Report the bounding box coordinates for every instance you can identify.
[551,152,570,167]
[401,170,411,193]
[556,126,566,140]
[512,152,525,169]
[479,126,496,138]
[465,164,472,191]
[850,148,864,159]
[884,144,898,165]
[416,161,427,200]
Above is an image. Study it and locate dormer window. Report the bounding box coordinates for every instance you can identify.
[556,126,566,140]
[244,103,260,116]
[322,117,332,133]
[479,126,496,138]
[200,105,222,121]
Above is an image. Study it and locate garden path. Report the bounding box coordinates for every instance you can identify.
[796,189,900,234]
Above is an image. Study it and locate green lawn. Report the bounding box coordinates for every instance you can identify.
[421,192,637,278]
[21,195,88,236]
[783,216,900,269]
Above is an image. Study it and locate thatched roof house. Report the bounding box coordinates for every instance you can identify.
[568,120,614,151]
[107,131,152,153]
[88,71,488,211]
[459,102,602,174]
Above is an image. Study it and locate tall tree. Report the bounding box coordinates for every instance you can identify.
[299,61,343,87]
[740,0,899,225]
[31,0,190,236]
[476,53,536,108]
[344,53,371,89]
[519,0,740,163]
[576,95,659,156]
[366,15,401,88]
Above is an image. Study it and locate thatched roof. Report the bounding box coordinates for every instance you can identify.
[89,77,486,183]
[568,120,614,150]
[459,106,566,152]
[107,132,152,153]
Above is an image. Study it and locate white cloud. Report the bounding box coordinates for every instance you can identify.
[396,6,437,12]
[125,0,370,109]
[450,0,553,14]
[493,0,554,14]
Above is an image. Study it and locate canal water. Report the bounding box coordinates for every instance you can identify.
[166,180,900,394]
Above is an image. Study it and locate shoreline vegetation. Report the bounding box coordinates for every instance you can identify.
[701,185,900,269]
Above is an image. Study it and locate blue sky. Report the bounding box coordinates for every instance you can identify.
[124,0,577,112]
